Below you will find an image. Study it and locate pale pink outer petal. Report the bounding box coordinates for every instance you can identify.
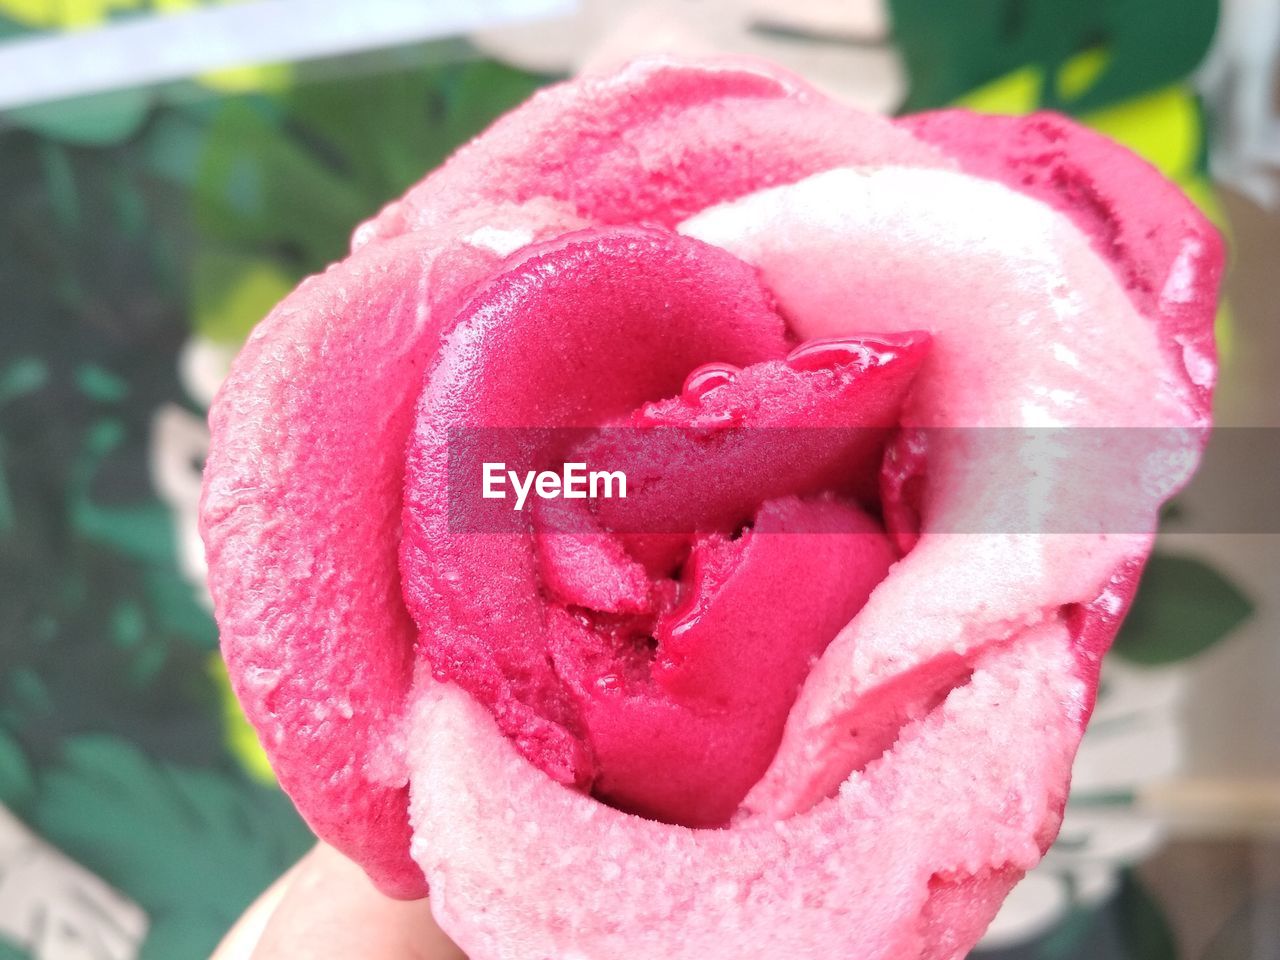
[407,623,1081,960]
[680,165,1210,816]
[200,201,586,898]
[353,56,948,248]
[900,109,1222,422]
[895,110,1223,681]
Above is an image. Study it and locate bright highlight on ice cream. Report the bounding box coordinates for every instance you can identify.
[200,56,1222,960]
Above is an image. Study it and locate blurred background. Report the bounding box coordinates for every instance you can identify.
[0,1,1276,958]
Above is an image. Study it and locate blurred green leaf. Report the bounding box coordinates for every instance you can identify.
[191,58,551,281]
[0,359,48,404]
[191,248,295,342]
[195,99,370,267]
[74,499,175,567]
[37,141,79,230]
[111,162,148,239]
[110,599,145,649]
[1114,554,1252,665]
[0,10,32,39]
[1115,870,1178,960]
[143,566,217,649]
[0,442,12,534]
[0,725,34,811]
[286,64,447,201]
[6,668,52,717]
[141,111,208,187]
[287,58,547,203]
[75,364,129,402]
[31,736,313,960]
[7,88,152,147]
[890,0,1219,113]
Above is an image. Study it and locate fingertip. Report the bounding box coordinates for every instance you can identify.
[242,843,466,960]
[210,855,302,960]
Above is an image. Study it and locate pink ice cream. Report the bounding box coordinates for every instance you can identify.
[200,57,1222,959]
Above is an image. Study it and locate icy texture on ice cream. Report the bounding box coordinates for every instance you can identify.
[200,56,1222,958]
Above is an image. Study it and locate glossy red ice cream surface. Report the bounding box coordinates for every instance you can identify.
[200,56,1221,960]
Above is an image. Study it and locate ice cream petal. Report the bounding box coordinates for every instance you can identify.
[355,57,947,247]
[201,200,586,898]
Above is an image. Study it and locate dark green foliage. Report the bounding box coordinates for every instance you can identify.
[1115,554,1252,665]
[889,0,1219,113]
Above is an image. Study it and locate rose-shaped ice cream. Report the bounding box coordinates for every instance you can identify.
[200,57,1222,959]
